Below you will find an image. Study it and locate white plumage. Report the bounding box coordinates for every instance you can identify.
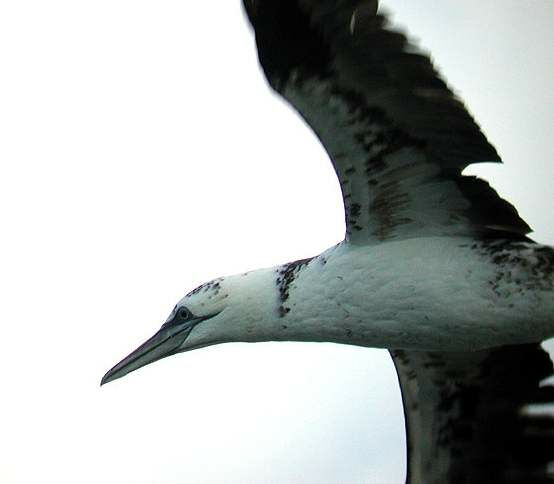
[103,1,554,482]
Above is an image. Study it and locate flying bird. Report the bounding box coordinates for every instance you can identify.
[102,1,554,482]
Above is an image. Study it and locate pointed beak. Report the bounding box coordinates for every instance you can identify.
[101,316,202,386]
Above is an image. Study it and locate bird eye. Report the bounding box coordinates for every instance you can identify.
[178,307,191,319]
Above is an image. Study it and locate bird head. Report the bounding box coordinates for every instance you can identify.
[101,270,274,385]
[101,278,235,385]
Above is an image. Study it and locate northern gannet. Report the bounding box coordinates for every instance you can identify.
[102,1,554,482]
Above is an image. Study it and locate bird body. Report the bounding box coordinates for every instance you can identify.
[102,0,554,481]
[169,237,554,354]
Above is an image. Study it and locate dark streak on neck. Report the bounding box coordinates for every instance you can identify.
[275,257,313,317]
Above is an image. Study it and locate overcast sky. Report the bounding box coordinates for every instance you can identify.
[1,1,552,483]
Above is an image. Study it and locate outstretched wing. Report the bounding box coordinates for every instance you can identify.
[243,0,531,242]
[390,344,554,483]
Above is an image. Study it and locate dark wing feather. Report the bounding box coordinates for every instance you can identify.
[243,0,531,242]
[390,344,554,483]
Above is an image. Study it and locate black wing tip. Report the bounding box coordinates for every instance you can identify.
[483,344,554,481]
[249,0,501,166]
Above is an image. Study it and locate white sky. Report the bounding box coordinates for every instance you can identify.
[1,1,552,483]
